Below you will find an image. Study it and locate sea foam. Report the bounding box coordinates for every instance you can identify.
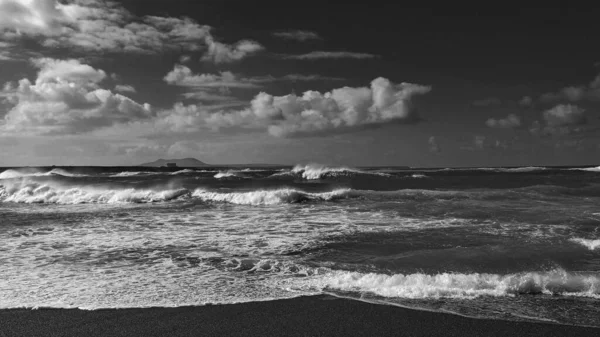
[300,269,600,300]
[570,238,600,251]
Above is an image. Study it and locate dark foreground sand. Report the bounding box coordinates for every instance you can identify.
[0,295,598,337]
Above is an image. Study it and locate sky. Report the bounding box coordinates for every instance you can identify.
[0,1,599,167]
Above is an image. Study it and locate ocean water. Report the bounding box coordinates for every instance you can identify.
[1,164,600,326]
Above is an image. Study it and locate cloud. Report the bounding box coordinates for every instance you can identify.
[164,65,345,103]
[115,84,136,93]
[428,136,440,153]
[272,30,321,41]
[280,51,379,60]
[538,72,600,103]
[0,0,68,35]
[472,97,501,107]
[154,77,431,137]
[543,104,586,126]
[164,65,262,89]
[485,113,521,129]
[0,0,262,63]
[0,57,151,134]
[201,37,263,64]
[529,104,587,137]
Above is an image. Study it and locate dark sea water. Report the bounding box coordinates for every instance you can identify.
[1,164,600,326]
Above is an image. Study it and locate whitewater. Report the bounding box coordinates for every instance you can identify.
[1,164,600,326]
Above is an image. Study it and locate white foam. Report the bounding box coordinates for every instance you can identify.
[214,171,247,179]
[410,174,428,178]
[571,238,600,251]
[109,171,159,177]
[574,166,600,172]
[0,168,86,179]
[290,163,391,180]
[0,180,189,204]
[294,269,600,300]
[171,169,196,175]
[192,188,353,205]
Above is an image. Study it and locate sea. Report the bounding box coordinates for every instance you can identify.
[1,164,599,327]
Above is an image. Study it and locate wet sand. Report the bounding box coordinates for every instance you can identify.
[0,295,598,336]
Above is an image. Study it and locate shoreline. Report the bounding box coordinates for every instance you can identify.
[1,295,598,337]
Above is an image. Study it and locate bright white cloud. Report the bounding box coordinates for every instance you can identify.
[281,51,379,60]
[0,0,262,63]
[485,114,521,128]
[0,0,68,35]
[0,57,151,134]
[272,30,321,41]
[153,77,431,137]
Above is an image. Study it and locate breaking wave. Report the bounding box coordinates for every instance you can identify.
[214,171,248,179]
[571,238,600,251]
[272,164,391,180]
[305,269,600,300]
[0,169,86,179]
[0,181,189,204]
[192,188,353,205]
[171,169,196,175]
[109,171,159,177]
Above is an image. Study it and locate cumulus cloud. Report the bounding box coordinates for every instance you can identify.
[543,104,586,126]
[0,0,262,63]
[201,37,263,64]
[115,84,136,93]
[472,97,501,107]
[0,0,68,35]
[485,113,521,129]
[280,51,379,60]
[0,57,151,134]
[154,77,431,137]
[272,30,321,41]
[428,136,440,153]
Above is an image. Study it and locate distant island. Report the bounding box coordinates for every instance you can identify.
[138,158,208,167]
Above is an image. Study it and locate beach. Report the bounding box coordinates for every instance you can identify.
[1,295,599,337]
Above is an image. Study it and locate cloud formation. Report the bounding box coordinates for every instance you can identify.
[272,30,321,41]
[201,37,263,64]
[281,51,379,60]
[485,113,521,129]
[154,77,431,137]
[0,0,262,62]
[0,57,151,134]
[529,104,587,137]
[538,72,600,103]
[164,65,345,103]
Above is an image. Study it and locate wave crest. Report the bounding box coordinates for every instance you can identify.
[192,188,353,205]
[0,181,189,204]
[571,238,600,251]
[306,269,600,299]
[283,164,391,180]
[0,168,86,179]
